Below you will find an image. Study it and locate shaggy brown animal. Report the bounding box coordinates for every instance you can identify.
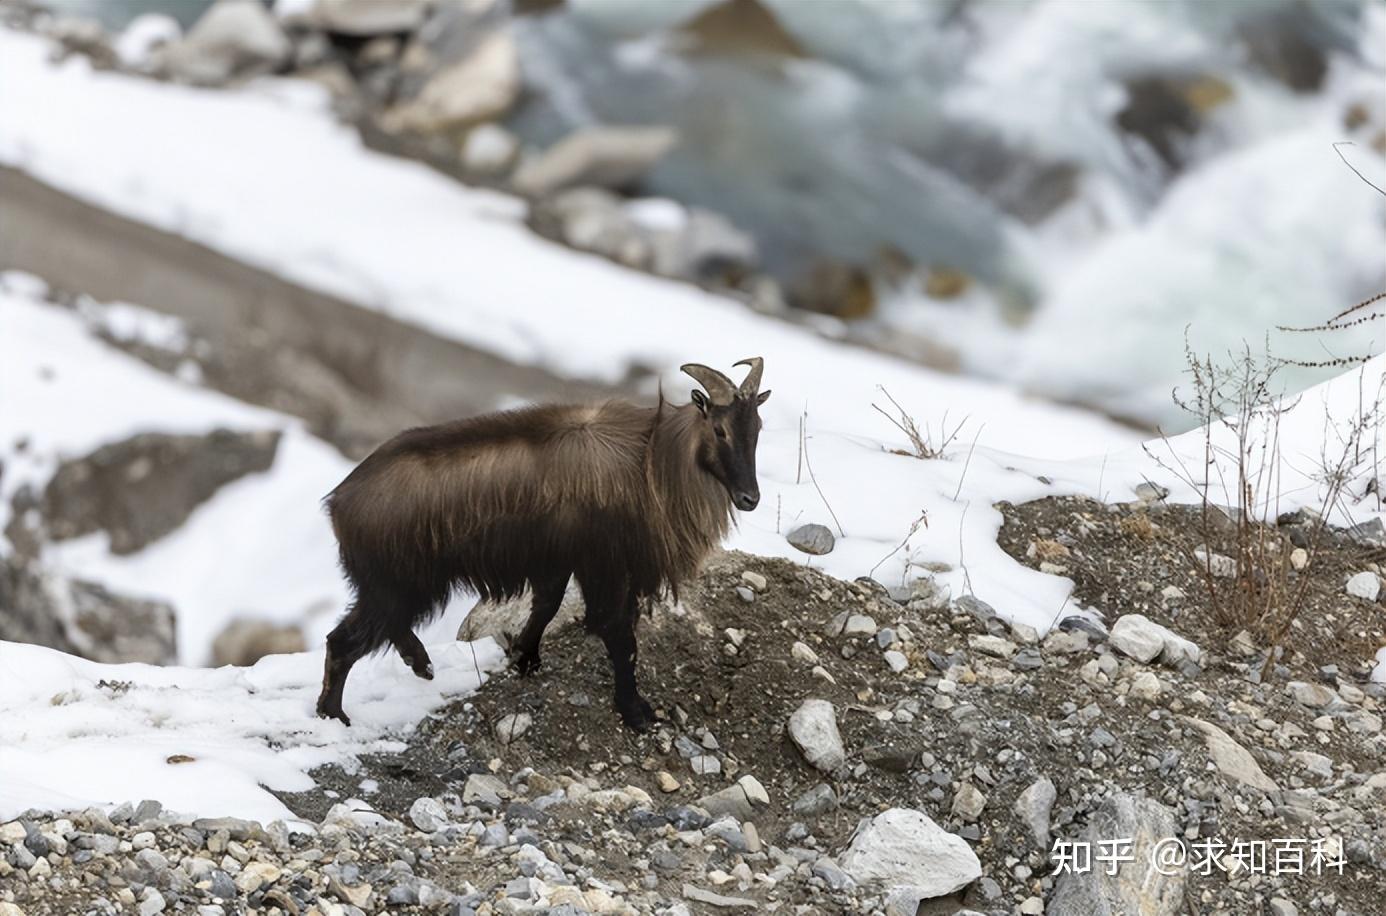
[316,358,771,729]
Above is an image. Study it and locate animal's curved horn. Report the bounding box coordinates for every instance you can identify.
[681,363,737,405]
[734,357,763,396]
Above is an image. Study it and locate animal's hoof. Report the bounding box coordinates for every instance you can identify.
[617,695,656,732]
[515,652,541,677]
[317,703,352,726]
[316,698,351,727]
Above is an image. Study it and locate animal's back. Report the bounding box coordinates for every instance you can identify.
[326,401,655,594]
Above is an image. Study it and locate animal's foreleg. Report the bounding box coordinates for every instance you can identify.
[513,572,569,676]
[600,596,655,731]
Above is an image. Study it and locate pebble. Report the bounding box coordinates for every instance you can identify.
[740,570,767,592]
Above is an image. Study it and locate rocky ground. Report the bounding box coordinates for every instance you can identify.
[5,506,1384,915]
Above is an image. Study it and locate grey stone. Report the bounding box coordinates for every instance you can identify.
[840,807,981,903]
[210,618,306,667]
[1049,793,1183,916]
[42,428,280,555]
[788,699,845,772]
[787,523,835,556]
[1182,717,1280,792]
[792,783,838,818]
[1014,777,1057,847]
[681,883,757,909]
[160,0,291,85]
[954,595,996,624]
[385,31,519,133]
[408,797,448,832]
[514,126,679,197]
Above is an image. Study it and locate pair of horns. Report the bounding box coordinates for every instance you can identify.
[681,357,763,406]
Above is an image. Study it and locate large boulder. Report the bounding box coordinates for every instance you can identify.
[384,32,520,134]
[0,555,176,665]
[512,126,679,197]
[457,581,584,649]
[839,808,981,906]
[1049,793,1184,916]
[41,428,281,556]
[159,0,292,85]
[65,579,177,666]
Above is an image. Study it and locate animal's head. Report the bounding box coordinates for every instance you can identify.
[681,358,771,511]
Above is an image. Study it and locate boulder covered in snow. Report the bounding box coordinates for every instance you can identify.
[160,0,292,85]
[114,14,181,70]
[839,808,981,904]
[513,126,679,197]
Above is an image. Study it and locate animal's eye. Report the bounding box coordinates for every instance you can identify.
[715,426,727,439]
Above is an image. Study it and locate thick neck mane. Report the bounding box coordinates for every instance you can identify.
[644,400,733,594]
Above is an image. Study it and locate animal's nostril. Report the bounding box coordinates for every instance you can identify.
[736,493,759,510]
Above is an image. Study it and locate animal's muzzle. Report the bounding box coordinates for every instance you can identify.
[734,491,760,511]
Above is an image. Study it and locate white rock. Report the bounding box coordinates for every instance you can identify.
[842,614,877,636]
[115,14,181,69]
[883,650,909,673]
[840,808,982,903]
[1346,570,1380,601]
[1129,670,1163,701]
[161,0,291,85]
[514,126,679,197]
[1014,777,1057,847]
[791,641,820,664]
[388,32,519,133]
[1108,615,1166,663]
[1193,548,1237,578]
[1289,548,1308,571]
[1182,717,1280,792]
[950,783,986,822]
[968,634,1015,658]
[788,699,846,773]
[461,123,521,177]
[1287,681,1337,709]
[495,712,533,743]
[1109,614,1201,667]
[408,797,448,832]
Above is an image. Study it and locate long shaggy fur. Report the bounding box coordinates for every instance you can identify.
[324,399,731,657]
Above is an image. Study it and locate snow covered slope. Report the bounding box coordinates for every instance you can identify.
[0,26,1132,460]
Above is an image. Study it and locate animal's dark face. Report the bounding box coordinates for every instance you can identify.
[684,358,771,512]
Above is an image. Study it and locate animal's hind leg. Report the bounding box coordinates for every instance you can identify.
[391,628,433,680]
[597,592,655,731]
[512,572,570,676]
[317,602,379,727]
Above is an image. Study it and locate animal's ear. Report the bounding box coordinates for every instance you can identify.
[756,389,772,405]
[691,389,709,414]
